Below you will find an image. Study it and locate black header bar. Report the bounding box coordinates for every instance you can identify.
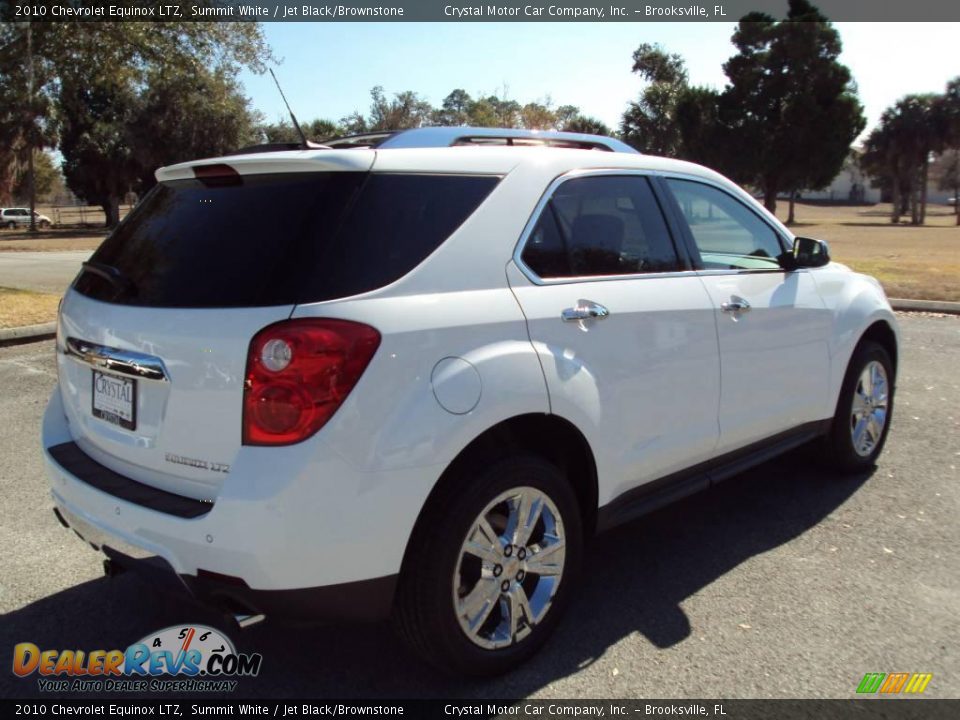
[3,0,960,22]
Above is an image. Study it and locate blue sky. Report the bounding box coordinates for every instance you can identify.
[238,22,958,140]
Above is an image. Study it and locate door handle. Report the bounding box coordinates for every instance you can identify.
[561,300,610,322]
[721,297,751,314]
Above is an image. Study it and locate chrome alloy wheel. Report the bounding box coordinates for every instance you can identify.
[453,486,566,650]
[851,360,889,457]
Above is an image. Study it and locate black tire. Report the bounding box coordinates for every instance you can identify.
[38,220,50,229]
[394,454,583,677]
[822,341,895,473]
[4,221,15,230]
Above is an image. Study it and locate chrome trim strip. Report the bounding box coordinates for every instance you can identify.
[64,337,169,382]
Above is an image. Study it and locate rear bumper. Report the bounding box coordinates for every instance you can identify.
[48,456,399,624]
[54,507,396,623]
[42,388,440,622]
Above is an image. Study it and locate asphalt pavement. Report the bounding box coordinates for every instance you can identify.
[0,250,92,293]
[0,314,957,699]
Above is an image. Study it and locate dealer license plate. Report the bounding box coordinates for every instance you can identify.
[91,370,137,431]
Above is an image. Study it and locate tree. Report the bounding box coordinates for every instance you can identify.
[464,97,498,127]
[433,89,473,126]
[674,86,726,168]
[555,105,581,129]
[259,117,340,143]
[259,120,305,144]
[862,95,942,225]
[562,115,612,136]
[620,43,689,155]
[520,102,557,130]
[1,19,272,226]
[483,95,522,128]
[0,23,57,220]
[338,112,369,136]
[131,65,261,194]
[368,86,433,130]
[55,60,264,227]
[306,119,339,141]
[720,0,865,216]
[941,77,960,224]
[57,74,140,228]
[12,150,61,202]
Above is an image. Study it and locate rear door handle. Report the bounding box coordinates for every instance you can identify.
[561,300,610,322]
[720,297,751,314]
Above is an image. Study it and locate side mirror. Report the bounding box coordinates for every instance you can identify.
[779,236,831,270]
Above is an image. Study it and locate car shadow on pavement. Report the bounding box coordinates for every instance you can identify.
[0,448,871,699]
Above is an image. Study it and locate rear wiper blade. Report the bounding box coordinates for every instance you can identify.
[80,261,137,296]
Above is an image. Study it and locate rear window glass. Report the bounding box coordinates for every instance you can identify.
[74,172,499,308]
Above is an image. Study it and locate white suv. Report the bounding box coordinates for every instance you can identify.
[42,128,898,676]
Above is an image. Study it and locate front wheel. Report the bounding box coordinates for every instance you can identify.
[394,455,583,676]
[823,341,895,472]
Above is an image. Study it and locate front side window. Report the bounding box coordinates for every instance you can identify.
[665,178,784,271]
[521,175,680,279]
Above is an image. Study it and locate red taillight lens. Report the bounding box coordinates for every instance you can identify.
[242,319,381,446]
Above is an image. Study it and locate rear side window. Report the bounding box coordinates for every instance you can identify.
[298,174,499,302]
[74,172,499,308]
[521,175,681,279]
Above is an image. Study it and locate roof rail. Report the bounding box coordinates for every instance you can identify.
[325,127,638,153]
[236,127,638,154]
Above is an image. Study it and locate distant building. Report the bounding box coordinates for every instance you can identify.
[803,155,879,203]
[804,152,956,205]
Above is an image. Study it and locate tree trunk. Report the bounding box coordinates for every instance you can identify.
[763,180,778,215]
[909,173,920,225]
[27,148,36,233]
[919,156,929,225]
[102,197,120,228]
[954,152,960,225]
[955,179,959,225]
[786,191,796,226]
[26,23,36,234]
[890,178,901,224]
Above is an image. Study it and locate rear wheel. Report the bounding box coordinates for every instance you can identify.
[394,454,583,676]
[4,221,15,229]
[823,341,894,472]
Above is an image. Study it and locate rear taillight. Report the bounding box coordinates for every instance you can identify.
[242,319,381,446]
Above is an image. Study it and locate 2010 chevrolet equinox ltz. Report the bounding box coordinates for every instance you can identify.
[43,128,898,676]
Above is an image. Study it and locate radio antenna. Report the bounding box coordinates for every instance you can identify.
[269,68,308,149]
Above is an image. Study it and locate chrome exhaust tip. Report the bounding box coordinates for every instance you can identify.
[233,613,266,629]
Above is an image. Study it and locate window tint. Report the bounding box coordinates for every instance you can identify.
[521,175,680,279]
[298,174,499,302]
[74,172,498,308]
[665,179,784,270]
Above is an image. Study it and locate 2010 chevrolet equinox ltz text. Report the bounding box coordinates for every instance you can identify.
[42,128,898,676]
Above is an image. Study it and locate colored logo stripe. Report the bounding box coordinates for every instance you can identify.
[880,672,910,693]
[904,673,933,694]
[857,673,885,693]
[857,672,932,694]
